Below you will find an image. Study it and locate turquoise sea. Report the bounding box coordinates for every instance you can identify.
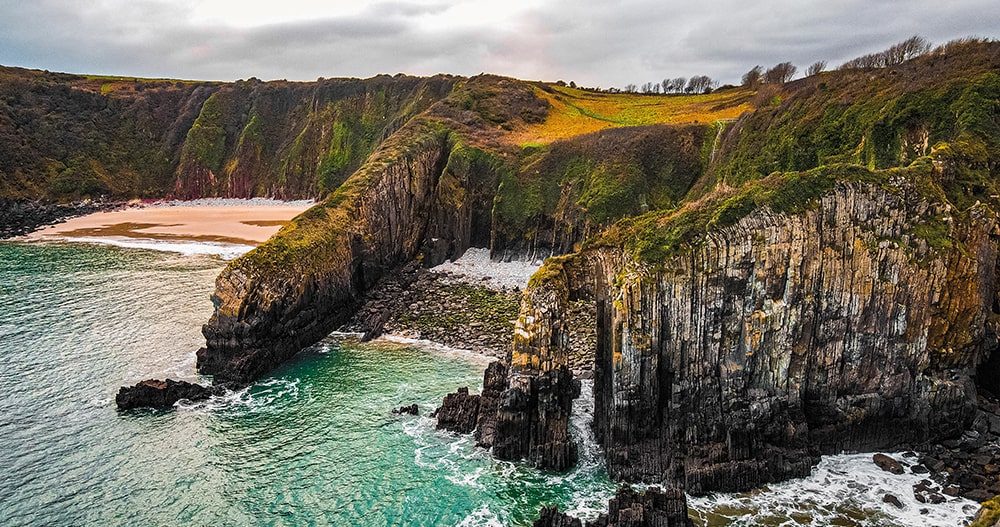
[0,241,981,526]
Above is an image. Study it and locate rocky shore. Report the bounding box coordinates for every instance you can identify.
[339,261,597,374]
[0,198,124,239]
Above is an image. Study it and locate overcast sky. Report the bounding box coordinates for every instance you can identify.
[1,0,997,88]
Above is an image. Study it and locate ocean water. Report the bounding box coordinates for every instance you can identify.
[0,241,981,526]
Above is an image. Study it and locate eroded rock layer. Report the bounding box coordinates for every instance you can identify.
[503,178,1000,493]
[198,121,458,386]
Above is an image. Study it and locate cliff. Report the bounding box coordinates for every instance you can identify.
[472,40,1000,514]
[198,118,457,385]
[196,74,743,385]
[504,170,998,492]
[0,67,458,202]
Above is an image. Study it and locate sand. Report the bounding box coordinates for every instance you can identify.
[26,203,313,246]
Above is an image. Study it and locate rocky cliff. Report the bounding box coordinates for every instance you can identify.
[198,119,458,385]
[195,73,732,386]
[430,40,1000,525]
[0,67,458,202]
[500,171,999,493]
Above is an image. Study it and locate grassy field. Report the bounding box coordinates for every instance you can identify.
[509,84,755,145]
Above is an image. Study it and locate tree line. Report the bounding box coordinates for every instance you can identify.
[557,35,983,96]
[555,75,718,95]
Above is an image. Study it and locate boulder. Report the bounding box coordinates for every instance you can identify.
[873,453,905,475]
[116,379,221,410]
[392,404,419,415]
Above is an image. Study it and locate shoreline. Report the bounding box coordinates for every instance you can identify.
[17,199,314,250]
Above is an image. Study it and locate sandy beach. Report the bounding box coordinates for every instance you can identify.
[25,201,314,247]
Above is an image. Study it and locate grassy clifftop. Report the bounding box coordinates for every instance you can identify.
[591,39,1000,265]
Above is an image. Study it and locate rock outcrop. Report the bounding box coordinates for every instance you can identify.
[533,486,691,527]
[197,121,460,386]
[115,378,221,410]
[487,268,582,470]
[0,199,121,239]
[502,177,999,493]
[432,387,480,434]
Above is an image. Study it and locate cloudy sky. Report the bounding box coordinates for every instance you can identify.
[1,0,997,88]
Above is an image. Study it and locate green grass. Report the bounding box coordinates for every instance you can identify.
[512,85,753,144]
[594,159,961,266]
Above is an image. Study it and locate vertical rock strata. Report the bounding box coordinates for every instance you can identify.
[498,181,999,494]
[490,262,581,470]
[198,121,475,385]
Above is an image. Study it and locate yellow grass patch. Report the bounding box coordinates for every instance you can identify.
[509,85,755,145]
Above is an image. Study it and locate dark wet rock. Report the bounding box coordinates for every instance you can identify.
[361,309,393,342]
[533,506,583,527]
[589,486,693,527]
[882,493,903,508]
[910,464,929,474]
[474,361,509,448]
[115,378,221,410]
[874,453,905,475]
[0,199,123,239]
[392,404,419,415]
[922,456,947,473]
[966,489,996,502]
[432,387,480,434]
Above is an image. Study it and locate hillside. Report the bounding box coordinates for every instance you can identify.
[5,36,1000,526]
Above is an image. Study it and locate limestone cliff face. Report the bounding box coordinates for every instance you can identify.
[496,179,999,492]
[198,121,458,385]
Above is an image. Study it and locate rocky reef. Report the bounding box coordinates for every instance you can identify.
[115,379,221,410]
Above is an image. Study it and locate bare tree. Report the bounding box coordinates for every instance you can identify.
[685,75,715,94]
[806,61,827,76]
[764,62,797,84]
[661,79,671,94]
[840,35,932,70]
[624,83,637,93]
[670,77,687,93]
[742,65,763,87]
[885,35,931,64]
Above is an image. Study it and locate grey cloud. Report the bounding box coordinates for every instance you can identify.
[0,0,997,87]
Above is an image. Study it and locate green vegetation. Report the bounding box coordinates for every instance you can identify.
[0,67,460,201]
[968,495,1000,527]
[181,106,228,174]
[236,120,451,277]
[492,124,708,246]
[596,158,966,265]
[711,54,1000,194]
[396,283,521,334]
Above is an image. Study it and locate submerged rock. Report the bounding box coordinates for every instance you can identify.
[392,404,419,415]
[115,379,221,410]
